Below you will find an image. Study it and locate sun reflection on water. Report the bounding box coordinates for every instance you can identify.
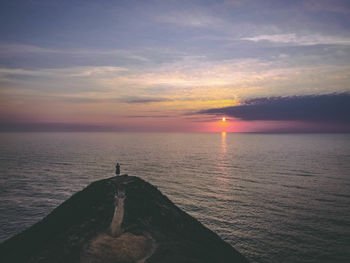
[214,131,230,185]
[221,131,227,154]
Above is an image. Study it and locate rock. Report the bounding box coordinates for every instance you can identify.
[0,176,249,263]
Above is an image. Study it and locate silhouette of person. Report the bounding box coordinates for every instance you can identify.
[116,163,120,175]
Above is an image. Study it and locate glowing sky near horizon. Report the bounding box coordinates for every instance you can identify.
[1,0,350,132]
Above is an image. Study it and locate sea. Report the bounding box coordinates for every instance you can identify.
[0,132,349,263]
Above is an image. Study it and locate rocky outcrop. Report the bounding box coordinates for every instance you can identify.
[0,175,248,263]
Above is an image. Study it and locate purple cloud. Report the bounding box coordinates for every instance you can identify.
[200,93,350,123]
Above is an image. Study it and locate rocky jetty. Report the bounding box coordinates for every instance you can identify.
[0,175,248,263]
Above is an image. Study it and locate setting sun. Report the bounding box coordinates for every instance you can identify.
[222,117,226,122]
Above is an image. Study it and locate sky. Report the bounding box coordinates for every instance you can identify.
[1,0,350,132]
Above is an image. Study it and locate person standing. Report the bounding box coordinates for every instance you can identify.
[116,163,120,175]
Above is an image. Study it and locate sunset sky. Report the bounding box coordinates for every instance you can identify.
[1,0,350,132]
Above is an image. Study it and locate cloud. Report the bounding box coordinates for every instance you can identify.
[2,58,350,113]
[223,0,247,7]
[0,122,120,132]
[0,43,149,62]
[200,93,350,123]
[0,66,127,78]
[124,114,174,118]
[156,11,221,27]
[303,0,350,14]
[121,97,171,104]
[241,33,350,46]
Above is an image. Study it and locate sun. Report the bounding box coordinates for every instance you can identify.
[222,117,226,122]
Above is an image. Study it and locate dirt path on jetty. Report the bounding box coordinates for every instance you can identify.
[81,185,156,263]
[109,189,125,237]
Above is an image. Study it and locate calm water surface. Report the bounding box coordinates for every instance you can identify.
[0,132,349,263]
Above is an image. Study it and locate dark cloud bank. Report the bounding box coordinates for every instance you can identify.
[200,93,350,130]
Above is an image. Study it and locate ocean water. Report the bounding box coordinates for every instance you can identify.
[0,132,349,263]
